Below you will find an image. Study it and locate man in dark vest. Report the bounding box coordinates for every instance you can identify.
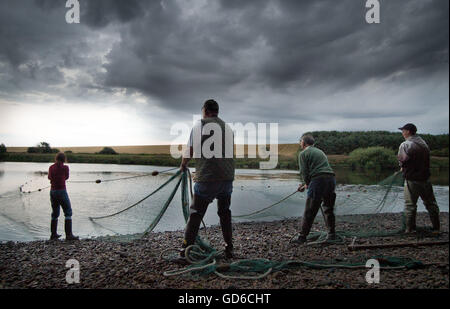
[180,99,235,258]
[398,123,440,234]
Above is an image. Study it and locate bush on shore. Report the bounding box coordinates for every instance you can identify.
[27,142,59,154]
[98,147,117,155]
[349,147,398,171]
[0,143,6,153]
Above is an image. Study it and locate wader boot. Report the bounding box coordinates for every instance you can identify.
[65,219,79,241]
[404,212,417,234]
[218,196,233,258]
[429,212,440,234]
[293,198,322,244]
[322,193,336,241]
[291,234,307,244]
[423,189,441,234]
[50,219,61,241]
[183,195,210,256]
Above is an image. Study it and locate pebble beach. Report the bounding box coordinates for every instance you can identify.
[0,212,448,289]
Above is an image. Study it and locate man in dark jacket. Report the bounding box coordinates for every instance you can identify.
[398,123,440,233]
[180,99,235,258]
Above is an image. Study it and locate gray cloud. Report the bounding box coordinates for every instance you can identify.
[101,1,448,111]
[0,0,448,145]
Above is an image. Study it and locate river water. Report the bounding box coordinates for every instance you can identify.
[0,162,448,242]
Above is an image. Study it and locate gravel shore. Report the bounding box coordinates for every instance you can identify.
[0,212,448,289]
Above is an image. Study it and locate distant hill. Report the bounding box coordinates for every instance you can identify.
[6,144,302,158]
[6,131,448,158]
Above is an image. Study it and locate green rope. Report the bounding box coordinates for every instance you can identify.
[143,175,183,235]
[83,169,429,279]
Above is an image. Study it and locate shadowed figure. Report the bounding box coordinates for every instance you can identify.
[180,99,235,258]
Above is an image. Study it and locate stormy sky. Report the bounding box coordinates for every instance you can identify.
[0,0,448,147]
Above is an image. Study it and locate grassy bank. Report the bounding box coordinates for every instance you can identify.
[1,152,448,170]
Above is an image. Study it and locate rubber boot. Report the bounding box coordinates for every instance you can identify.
[322,193,336,240]
[50,220,61,241]
[299,198,322,238]
[326,193,336,234]
[404,213,417,234]
[184,195,210,247]
[218,196,233,258]
[291,234,307,244]
[429,212,440,234]
[65,219,79,241]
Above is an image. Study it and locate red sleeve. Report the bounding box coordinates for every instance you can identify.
[48,165,53,181]
[65,166,69,180]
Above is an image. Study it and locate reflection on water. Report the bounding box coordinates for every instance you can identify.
[0,162,448,242]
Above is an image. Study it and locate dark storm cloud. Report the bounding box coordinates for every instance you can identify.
[98,0,449,114]
[79,0,145,28]
[0,0,448,139]
[0,0,121,102]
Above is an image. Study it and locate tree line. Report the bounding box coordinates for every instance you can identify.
[303,131,449,155]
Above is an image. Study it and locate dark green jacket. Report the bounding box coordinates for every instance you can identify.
[298,146,334,185]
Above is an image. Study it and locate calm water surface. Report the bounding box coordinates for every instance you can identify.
[0,162,448,242]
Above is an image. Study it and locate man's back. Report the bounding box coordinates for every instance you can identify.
[398,135,430,181]
[299,146,334,184]
[194,116,235,182]
[48,162,69,190]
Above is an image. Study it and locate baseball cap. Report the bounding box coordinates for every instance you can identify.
[398,123,417,134]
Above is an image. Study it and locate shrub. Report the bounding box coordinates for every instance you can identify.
[430,148,449,157]
[27,147,40,153]
[0,143,6,153]
[27,142,57,154]
[98,147,118,155]
[349,147,398,171]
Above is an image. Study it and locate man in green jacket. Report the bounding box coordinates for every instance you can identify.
[293,134,336,244]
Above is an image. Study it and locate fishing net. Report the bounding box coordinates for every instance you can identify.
[159,171,434,279]
[2,167,179,241]
[5,167,435,278]
[89,171,183,241]
[231,172,409,244]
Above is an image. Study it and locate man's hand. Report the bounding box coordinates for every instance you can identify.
[180,163,187,172]
[298,184,307,192]
[180,156,190,172]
